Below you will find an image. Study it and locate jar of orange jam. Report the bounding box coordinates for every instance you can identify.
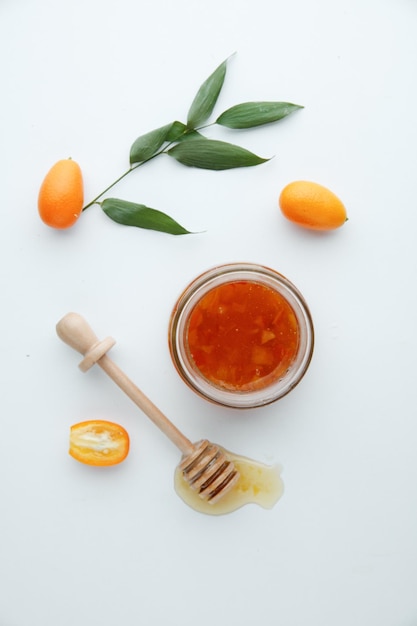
[168,263,314,408]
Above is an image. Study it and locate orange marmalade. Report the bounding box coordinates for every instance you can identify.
[187,281,299,391]
[169,264,314,408]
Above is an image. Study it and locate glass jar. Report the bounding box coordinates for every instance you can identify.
[168,263,314,409]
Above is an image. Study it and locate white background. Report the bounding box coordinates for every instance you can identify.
[1,1,417,625]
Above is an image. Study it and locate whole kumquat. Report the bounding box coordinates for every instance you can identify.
[69,420,130,467]
[38,158,84,229]
[279,180,347,231]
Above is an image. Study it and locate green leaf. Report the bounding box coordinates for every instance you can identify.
[166,122,207,144]
[101,198,192,235]
[167,138,269,170]
[175,129,206,143]
[216,102,303,129]
[166,121,188,142]
[187,58,228,128]
[130,123,173,164]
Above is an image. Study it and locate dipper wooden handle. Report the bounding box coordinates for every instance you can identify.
[56,312,194,456]
[56,312,240,504]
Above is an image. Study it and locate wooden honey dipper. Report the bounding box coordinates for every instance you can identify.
[56,312,240,504]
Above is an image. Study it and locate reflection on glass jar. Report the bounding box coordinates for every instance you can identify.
[168,263,314,409]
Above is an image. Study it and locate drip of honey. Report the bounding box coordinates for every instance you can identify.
[186,281,299,392]
[174,448,284,515]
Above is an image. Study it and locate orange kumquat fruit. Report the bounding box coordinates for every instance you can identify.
[38,158,84,229]
[279,180,347,231]
[69,420,130,467]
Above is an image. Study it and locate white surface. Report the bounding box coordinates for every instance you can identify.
[1,1,417,625]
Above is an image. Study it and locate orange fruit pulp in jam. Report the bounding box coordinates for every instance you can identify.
[186,281,299,391]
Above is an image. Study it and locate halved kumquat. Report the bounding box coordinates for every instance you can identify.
[69,420,130,467]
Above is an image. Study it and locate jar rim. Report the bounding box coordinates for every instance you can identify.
[168,263,314,409]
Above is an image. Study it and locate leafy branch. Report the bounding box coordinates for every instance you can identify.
[85,56,303,235]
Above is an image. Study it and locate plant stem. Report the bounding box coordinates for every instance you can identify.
[82,143,173,211]
[82,167,135,210]
[81,122,215,211]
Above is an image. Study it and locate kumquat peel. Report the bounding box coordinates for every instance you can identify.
[279,180,347,231]
[38,159,84,229]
